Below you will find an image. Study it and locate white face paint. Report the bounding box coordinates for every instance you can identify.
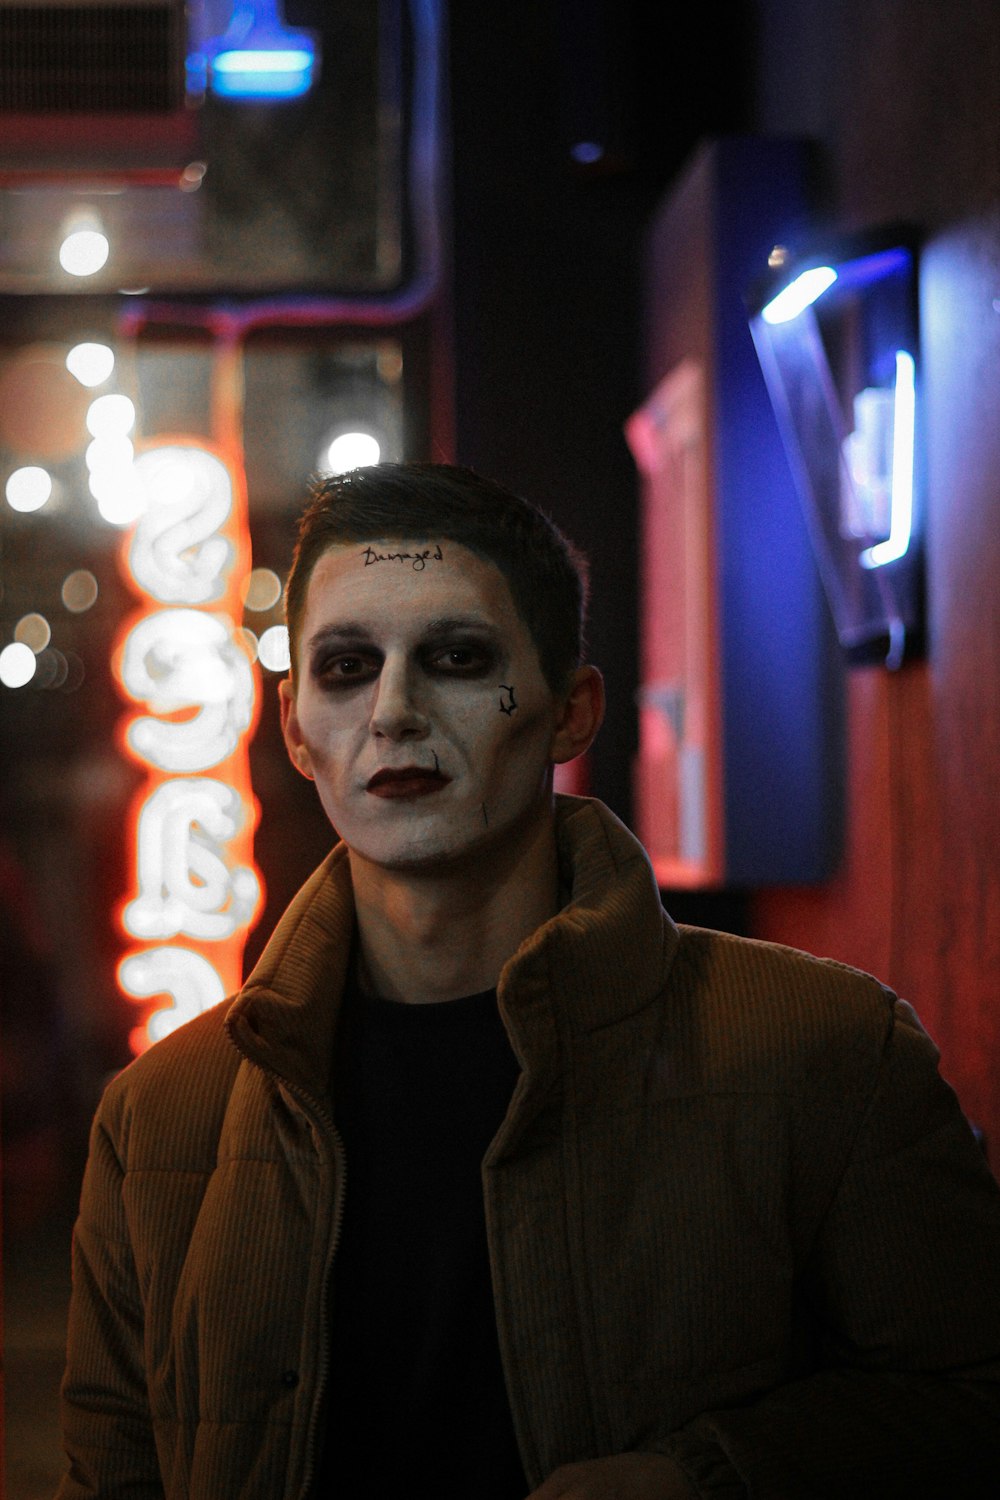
[282,540,565,874]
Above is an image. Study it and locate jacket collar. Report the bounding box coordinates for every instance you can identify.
[226,840,356,1099]
[226,795,679,1097]
[499,796,679,1036]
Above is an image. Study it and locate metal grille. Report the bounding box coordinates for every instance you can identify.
[0,4,185,114]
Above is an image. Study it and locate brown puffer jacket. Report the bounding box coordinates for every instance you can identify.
[57,797,1000,1498]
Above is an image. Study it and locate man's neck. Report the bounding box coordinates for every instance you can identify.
[347,813,561,1004]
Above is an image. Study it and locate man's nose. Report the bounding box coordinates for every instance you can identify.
[369,658,430,741]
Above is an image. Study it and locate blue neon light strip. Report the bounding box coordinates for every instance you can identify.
[831,246,912,292]
[212,48,315,98]
[861,351,916,569]
[214,49,313,73]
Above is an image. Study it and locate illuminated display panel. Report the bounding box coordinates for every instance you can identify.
[113,438,262,1052]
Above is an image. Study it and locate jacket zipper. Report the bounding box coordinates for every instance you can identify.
[278,1076,347,1500]
[227,1030,346,1500]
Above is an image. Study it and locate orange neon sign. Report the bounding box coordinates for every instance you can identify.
[112,437,263,1054]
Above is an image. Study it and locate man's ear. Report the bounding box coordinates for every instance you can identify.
[551,665,605,765]
[279,677,316,780]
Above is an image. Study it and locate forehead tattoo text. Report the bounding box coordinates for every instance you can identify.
[360,543,444,571]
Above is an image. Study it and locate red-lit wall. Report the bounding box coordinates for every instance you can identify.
[747,0,1000,1155]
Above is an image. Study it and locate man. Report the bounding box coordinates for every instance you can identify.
[58,463,1000,1499]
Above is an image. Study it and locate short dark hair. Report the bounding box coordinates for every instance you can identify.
[284,462,589,693]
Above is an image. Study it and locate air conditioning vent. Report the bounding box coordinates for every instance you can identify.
[0,3,185,115]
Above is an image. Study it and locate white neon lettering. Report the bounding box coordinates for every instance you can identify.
[121,609,254,772]
[124,778,260,941]
[129,447,235,605]
[119,947,227,1042]
[116,438,260,1052]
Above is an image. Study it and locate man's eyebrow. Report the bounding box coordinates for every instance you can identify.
[419,615,502,639]
[306,623,377,654]
[305,617,503,653]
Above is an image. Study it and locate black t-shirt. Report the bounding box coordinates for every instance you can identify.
[314,974,527,1498]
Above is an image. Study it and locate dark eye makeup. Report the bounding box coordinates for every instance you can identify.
[424,641,496,675]
[312,651,381,687]
[310,636,499,689]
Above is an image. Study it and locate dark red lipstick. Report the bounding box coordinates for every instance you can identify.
[366,766,450,799]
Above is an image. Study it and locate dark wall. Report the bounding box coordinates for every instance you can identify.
[446,1,753,820]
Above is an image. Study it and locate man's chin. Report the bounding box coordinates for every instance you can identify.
[349,833,486,878]
[344,798,555,884]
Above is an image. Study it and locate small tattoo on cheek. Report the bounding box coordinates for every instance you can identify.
[432,750,440,773]
[481,802,489,827]
[499,684,518,716]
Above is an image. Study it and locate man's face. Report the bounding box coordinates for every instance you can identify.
[281,539,568,874]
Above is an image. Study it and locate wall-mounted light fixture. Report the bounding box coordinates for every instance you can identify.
[197,0,320,102]
[748,231,922,667]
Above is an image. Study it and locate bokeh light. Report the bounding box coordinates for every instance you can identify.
[86,435,134,474]
[5,465,52,513]
[322,430,381,474]
[59,229,110,277]
[66,341,116,388]
[61,650,86,691]
[258,625,291,673]
[242,567,283,611]
[33,648,67,690]
[179,161,207,192]
[0,641,37,688]
[62,569,100,613]
[86,393,136,439]
[14,612,51,653]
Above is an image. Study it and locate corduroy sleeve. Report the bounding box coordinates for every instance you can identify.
[657,998,1000,1499]
[55,1101,164,1500]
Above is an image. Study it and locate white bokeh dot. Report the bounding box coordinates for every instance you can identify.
[323,431,381,474]
[6,466,53,513]
[66,342,116,387]
[86,393,136,439]
[59,229,110,277]
[258,625,291,673]
[0,641,37,688]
